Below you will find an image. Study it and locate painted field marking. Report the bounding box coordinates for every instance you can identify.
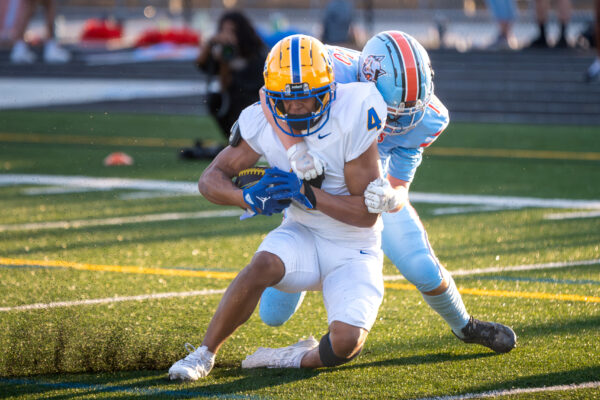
[0,174,198,193]
[412,380,600,400]
[463,276,600,285]
[2,131,599,161]
[384,282,600,303]
[426,146,600,161]
[0,377,254,399]
[3,174,600,211]
[544,210,600,220]
[0,289,226,312]
[0,78,206,110]
[0,209,243,232]
[0,132,192,148]
[0,257,237,280]
[2,258,599,306]
[384,259,600,281]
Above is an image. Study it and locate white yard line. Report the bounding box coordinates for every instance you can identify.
[411,380,600,400]
[383,259,600,281]
[2,174,600,210]
[0,174,198,193]
[0,288,226,312]
[0,210,243,232]
[0,78,206,110]
[544,210,600,220]
[430,205,521,215]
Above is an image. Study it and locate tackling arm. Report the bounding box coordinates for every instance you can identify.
[198,140,261,209]
[310,141,381,227]
[364,175,410,214]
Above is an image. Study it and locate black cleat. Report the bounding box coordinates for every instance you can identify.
[454,316,517,353]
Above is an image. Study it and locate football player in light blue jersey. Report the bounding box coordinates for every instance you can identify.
[259,31,517,354]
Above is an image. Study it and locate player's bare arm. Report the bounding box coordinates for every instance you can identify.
[198,139,261,209]
[311,140,381,227]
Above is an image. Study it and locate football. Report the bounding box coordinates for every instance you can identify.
[233,166,267,189]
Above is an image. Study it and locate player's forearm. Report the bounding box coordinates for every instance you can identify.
[198,166,246,209]
[313,189,378,227]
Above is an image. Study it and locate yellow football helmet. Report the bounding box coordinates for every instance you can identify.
[263,34,336,137]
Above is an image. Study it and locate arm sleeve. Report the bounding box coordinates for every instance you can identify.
[346,83,387,162]
[386,146,424,183]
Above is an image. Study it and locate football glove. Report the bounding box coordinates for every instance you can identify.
[242,174,291,217]
[287,142,325,181]
[364,177,408,213]
[264,167,314,209]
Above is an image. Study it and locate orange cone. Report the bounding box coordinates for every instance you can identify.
[103,152,133,166]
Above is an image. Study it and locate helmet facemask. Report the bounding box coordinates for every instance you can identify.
[384,91,431,135]
[266,84,335,137]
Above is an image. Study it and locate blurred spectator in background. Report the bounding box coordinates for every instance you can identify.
[485,0,518,50]
[185,10,267,159]
[321,0,356,48]
[10,0,70,64]
[528,0,572,48]
[585,0,600,82]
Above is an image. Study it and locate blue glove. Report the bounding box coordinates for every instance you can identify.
[264,168,314,209]
[242,174,292,217]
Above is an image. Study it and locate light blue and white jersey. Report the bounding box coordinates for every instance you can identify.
[377,95,449,182]
[326,45,360,84]
[327,45,450,183]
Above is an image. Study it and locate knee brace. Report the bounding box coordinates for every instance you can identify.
[318,332,362,367]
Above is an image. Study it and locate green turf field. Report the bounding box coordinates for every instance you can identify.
[0,110,599,399]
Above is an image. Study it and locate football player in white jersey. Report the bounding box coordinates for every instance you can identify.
[168,34,388,381]
[259,31,517,354]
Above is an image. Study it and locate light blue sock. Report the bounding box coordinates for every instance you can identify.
[421,268,470,337]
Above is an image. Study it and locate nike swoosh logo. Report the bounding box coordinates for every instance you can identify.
[244,193,254,205]
[317,132,332,139]
[360,250,368,255]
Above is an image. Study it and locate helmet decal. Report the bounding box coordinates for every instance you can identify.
[361,55,387,82]
[290,35,302,83]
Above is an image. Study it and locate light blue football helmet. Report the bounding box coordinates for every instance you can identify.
[359,31,434,135]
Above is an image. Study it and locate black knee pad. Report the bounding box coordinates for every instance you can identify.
[318,332,362,367]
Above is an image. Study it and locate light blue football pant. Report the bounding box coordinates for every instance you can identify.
[259,204,445,326]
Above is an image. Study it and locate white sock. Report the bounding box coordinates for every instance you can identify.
[422,268,470,338]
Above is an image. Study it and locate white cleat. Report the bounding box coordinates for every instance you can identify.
[43,39,71,64]
[168,343,215,381]
[10,41,36,64]
[242,336,318,369]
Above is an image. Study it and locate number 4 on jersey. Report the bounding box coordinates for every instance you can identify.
[367,107,382,131]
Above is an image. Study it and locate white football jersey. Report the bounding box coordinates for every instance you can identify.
[238,82,387,247]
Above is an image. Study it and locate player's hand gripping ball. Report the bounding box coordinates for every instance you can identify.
[233,167,267,190]
[233,167,293,217]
